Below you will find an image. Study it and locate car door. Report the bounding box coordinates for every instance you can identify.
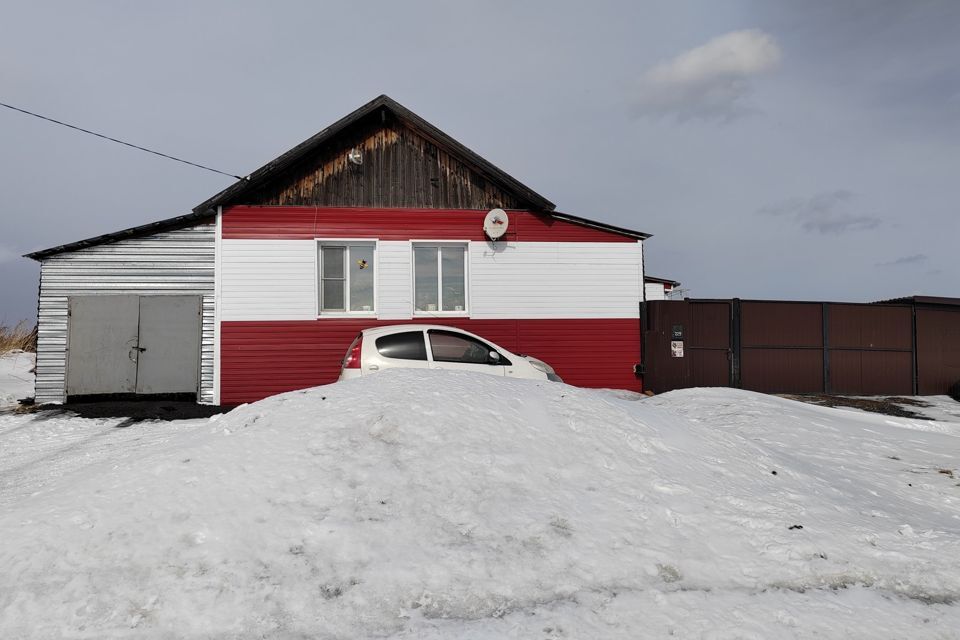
[367,330,432,373]
[426,329,508,376]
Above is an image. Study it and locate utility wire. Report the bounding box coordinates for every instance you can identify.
[0,101,246,181]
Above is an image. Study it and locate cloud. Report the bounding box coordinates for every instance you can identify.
[631,29,781,122]
[757,190,882,234]
[877,254,928,267]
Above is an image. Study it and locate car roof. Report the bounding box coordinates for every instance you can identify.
[360,324,481,338]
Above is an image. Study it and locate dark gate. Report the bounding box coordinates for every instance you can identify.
[642,300,732,391]
[642,299,947,395]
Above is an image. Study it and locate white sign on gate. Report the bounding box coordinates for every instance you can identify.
[671,340,684,358]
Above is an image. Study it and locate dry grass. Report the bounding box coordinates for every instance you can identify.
[0,321,37,354]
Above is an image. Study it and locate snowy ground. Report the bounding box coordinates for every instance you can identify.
[0,350,34,406]
[2,367,960,638]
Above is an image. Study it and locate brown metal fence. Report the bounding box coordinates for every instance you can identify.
[641,299,960,396]
[917,306,960,394]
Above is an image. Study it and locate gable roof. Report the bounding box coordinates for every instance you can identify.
[194,94,555,214]
[26,95,650,260]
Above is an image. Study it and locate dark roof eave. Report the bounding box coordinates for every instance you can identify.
[644,275,680,286]
[548,211,651,240]
[24,210,215,261]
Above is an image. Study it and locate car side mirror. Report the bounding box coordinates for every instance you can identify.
[488,351,501,365]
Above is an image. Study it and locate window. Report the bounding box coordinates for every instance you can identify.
[428,330,509,365]
[375,332,428,361]
[318,242,375,313]
[414,244,466,313]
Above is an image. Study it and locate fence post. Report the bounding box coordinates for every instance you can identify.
[911,303,919,395]
[822,302,830,393]
[639,301,648,381]
[730,299,742,388]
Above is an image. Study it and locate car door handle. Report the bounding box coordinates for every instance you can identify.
[368,365,379,371]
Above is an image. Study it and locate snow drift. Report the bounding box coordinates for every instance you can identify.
[2,370,959,638]
[0,350,34,407]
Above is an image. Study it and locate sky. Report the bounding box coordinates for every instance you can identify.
[1,0,957,323]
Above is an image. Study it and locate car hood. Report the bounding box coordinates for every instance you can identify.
[521,356,563,382]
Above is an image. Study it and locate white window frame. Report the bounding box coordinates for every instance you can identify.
[411,240,470,317]
[316,239,379,317]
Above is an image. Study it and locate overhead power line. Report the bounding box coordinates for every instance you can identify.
[0,100,246,181]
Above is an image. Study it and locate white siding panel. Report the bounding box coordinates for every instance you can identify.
[469,242,643,319]
[220,239,317,321]
[217,239,644,322]
[645,283,667,301]
[377,241,412,320]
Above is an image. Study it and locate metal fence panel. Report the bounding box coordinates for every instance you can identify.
[643,298,958,396]
[917,308,960,395]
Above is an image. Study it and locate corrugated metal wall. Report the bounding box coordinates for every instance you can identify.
[35,223,215,404]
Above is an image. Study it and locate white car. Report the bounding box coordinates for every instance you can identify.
[339,325,562,383]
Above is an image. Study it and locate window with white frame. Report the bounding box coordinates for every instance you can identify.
[318,242,376,313]
[413,244,467,313]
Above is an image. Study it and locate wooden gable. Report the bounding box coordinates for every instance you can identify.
[242,112,526,210]
[195,95,554,215]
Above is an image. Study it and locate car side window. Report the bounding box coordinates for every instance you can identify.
[375,332,428,361]
[427,330,509,365]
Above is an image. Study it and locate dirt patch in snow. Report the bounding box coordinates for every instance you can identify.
[11,399,230,426]
[782,394,935,420]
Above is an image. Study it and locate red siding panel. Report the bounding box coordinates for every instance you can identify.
[221,206,637,243]
[220,318,641,404]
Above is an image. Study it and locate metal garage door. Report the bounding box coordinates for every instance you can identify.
[66,295,201,398]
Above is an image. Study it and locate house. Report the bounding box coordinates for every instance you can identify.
[25,96,651,405]
[644,275,681,301]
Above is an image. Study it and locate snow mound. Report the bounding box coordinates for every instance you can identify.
[2,372,960,638]
[0,350,34,407]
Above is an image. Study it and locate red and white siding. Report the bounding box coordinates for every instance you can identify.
[216,206,644,404]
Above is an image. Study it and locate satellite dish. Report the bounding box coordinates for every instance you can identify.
[483,208,509,240]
